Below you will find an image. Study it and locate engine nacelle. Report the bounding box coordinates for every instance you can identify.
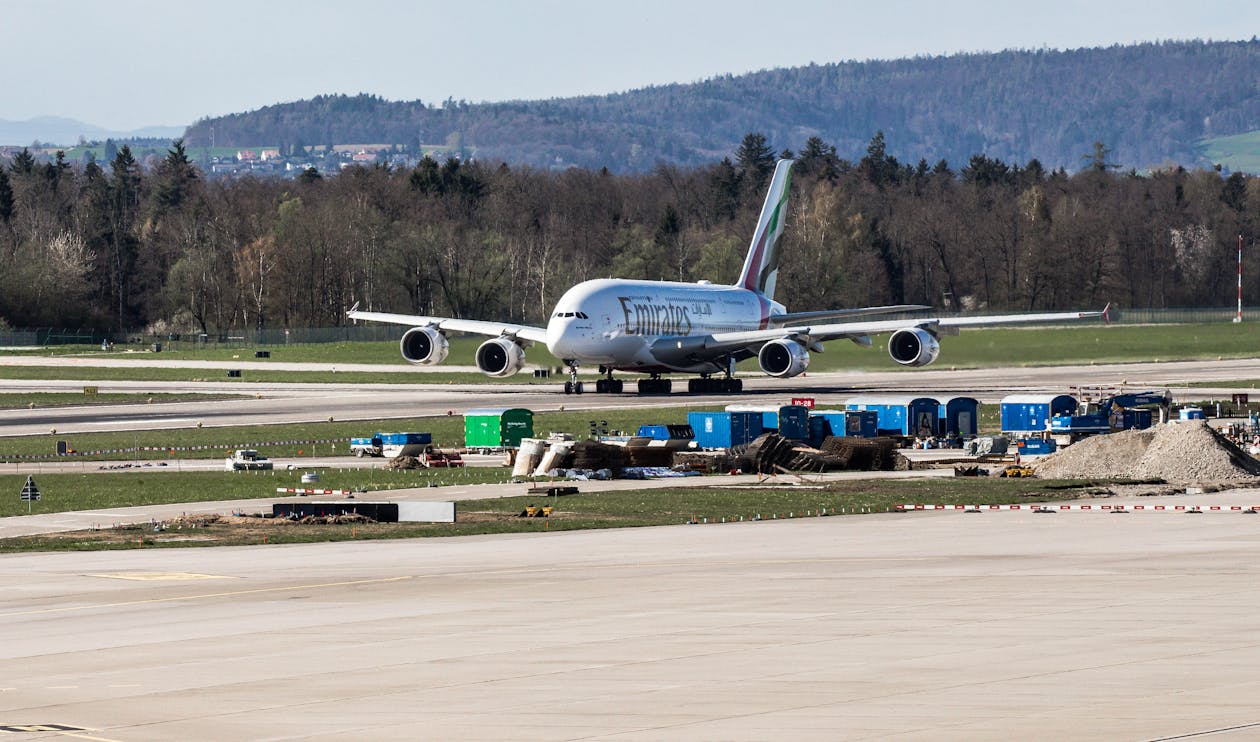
[475,337,527,378]
[887,327,941,367]
[399,326,449,365]
[758,339,811,378]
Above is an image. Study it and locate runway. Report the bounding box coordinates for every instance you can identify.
[1,358,1257,437]
[3,487,1260,740]
[2,358,1260,738]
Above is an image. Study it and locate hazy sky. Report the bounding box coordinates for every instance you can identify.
[4,0,1258,130]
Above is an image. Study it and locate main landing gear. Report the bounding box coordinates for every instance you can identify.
[595,366,624,394]
[637,376,672,395]
[688,376,743,393]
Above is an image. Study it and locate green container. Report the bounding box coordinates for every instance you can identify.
[464,407,534,449]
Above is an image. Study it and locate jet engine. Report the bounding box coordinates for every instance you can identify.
[475,337,527,378]
[887,327,941,367]
[399,326,449,365]
[758,339,811,378]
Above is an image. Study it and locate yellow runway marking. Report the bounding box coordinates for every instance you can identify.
[89,572,235,581]
[0,576,412,618]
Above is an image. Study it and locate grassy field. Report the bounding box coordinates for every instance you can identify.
[1199,130,1260,173]
[0,392,244,410]
[0,467,516,518]
[0,475,1105,552]
[0,406,726,461]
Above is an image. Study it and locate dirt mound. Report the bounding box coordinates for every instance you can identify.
[1034,421,1260,483]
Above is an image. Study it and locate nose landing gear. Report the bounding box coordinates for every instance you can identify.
[563,361,584,395]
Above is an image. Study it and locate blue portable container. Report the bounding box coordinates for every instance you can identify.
[937,396,980,437]
[1000,394,1078,433]
[809,410,879,440]
[636,425,672,440]
[1016,438,1058,455]
[843,410,879,438]
[844,396,940,437]
[1180,407,1204,420]
[807,415,832,447]
[775,405,810,441]
[688,411,764,449]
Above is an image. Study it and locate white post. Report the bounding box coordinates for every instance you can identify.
[1235,234,1243,323]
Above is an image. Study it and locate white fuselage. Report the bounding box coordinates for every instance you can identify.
[544,278,784,373]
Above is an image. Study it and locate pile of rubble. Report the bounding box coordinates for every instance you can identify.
[731,434,910,474]
[1034,421,1260,484]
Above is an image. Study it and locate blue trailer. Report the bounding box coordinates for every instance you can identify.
[809,410,879,444]
[1000,394,1078,434]
[937,396,980,437]
[844,396,940,437]
[724,404,809,440]
[688,411,764,449]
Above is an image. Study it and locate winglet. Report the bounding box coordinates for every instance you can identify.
[1101,302,1111,324]
[348,301,360,317]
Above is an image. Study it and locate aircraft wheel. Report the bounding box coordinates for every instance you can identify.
[564,381,574,395]
[661,379,672,394]
[575,381,585,394]
[733,378,743,392]
[612,380,624,393]
[595,379,607,393]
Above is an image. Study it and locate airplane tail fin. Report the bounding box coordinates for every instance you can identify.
[735,159,794,301]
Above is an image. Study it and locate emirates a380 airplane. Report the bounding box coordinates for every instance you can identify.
[349,160,1104,394]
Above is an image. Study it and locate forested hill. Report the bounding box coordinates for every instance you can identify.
[183,39,1260,172]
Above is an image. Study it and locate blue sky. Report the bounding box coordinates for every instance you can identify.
[3,0,1258,130]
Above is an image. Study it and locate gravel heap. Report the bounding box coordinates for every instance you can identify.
[1033,421,1260,483]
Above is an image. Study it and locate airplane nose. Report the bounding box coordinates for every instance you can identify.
[546,319,572,357]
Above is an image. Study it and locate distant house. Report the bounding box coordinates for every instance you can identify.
[236,149,257,161]
[351,151,376,163]
[260,149,281,161]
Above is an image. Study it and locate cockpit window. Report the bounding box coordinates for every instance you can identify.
[553,311,588,319]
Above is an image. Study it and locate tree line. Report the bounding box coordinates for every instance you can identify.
[0,133,1256,336]
[182,40,1260,173]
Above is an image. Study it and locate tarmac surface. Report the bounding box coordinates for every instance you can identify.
[1,357,1258,437]
[3,487,1260,740]
[3,357,1260,739]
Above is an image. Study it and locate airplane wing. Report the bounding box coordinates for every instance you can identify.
[346,309,549,344]
[768,304,929,326]
[651,307,1108,364]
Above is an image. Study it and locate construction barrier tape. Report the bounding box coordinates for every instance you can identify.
[897,504,1259,512]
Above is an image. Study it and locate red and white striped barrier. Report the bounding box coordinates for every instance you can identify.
[898,504,1260,512]
[277,487,353,496]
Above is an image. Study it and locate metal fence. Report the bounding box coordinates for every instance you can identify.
[2,307,1257,348]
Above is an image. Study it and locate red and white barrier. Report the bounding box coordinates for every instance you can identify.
[898,504,1260,512]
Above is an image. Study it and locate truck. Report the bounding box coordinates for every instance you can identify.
[1049,391,1170,442]
[225,449,274,471]
[349,432,432,458]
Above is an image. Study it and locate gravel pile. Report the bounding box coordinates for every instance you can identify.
[1034,421,1260,483]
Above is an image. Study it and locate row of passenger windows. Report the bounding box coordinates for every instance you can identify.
[553,311,590,319]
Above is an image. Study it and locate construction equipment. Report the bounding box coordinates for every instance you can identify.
[997,465,1036,478]
[1050,390,1171,442]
